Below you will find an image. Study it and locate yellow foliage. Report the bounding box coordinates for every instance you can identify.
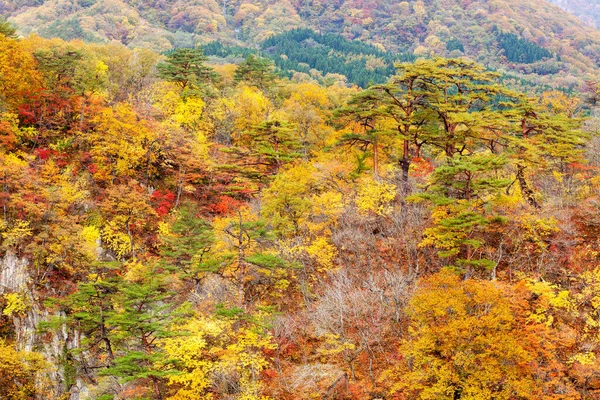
[0,36,41,110]
[2,293,29,317]
[388,271,578,399]
[123,261,152,282]
[355,177,396,216]
[570,352,596,366]
[80,225,100,258]
[233,85,272,137]
[310,191,344,229]
[284,82,331,109]
[527,280,572,326]
[261,164,316,234]
[305,236,337,271]
[0,339,50,399]
[317,333,356,357]
[161,316,275,400]
[101,221,132,259]
[520,214,559,253]
[90,104,156,179]
[1,220,33,248]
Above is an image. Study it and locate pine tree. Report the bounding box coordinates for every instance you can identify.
[418,154,511,274]
[0,19,17,39]
[335,89,392,179]
[234,54,278,90]
[156,48,216,95]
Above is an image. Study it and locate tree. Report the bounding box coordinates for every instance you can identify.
[159,203,232,292]
[283,82,332,159]
[234,54,278,90]
[387,271,578,399]
[0,19,17,39]
[212,207,294,306]
[417,154,511,274]
[508,96,587,206]
[54,272,121,374]
[156,48,216,95]
[101,265,190,400]
[0,36,40,111]
[160,314,275,400]
[0,340,50,400]
[335,89,393,179]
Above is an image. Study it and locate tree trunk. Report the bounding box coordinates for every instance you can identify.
[516,164,540,209]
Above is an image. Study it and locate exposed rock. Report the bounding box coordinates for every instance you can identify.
[0,251,29,294]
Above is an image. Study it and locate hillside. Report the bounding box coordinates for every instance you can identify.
[6,1,600,399]
[2,28,600,399]
[4,0,600,87]
[549,0,600,29]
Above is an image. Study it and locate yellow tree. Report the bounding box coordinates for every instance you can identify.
[0,340,51,400]
[283,82,333,159]
[160,315,275,400]
[88,103,161,184]
[386,271,578,399]
[0,35,41,111]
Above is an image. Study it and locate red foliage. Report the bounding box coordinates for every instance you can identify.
[87,163,98,174]
[35,148,54,161]
[151,190,176,216]
[261,368,278,381]
[18,88,80,132]
[56,152,69,168]
[410,157,434,180]
[207,195,244,215]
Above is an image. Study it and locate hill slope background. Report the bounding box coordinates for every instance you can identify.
[3,0,600,87]
[5,1,600,399]
[549,0,600,29]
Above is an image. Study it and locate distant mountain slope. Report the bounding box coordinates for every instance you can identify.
[548,0,600,29]
[3,0,600,86]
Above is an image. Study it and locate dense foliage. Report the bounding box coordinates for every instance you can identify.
[3,0,600,86]
[204,28,414,87]
[549,0,600,29]
[496,31,553,64]
[3,23,600,400]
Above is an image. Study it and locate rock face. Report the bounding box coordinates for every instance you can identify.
[0,251,29,295]
[0,251,87,399]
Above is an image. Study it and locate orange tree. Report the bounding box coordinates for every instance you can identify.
[384,271,579,399]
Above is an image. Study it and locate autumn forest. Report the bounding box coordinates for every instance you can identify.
[3,0,600,399]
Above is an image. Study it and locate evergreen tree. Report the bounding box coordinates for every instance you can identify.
[0,19,17,39]
[335,89,392,178]
[418,154,511,274]
[234,54,278,90]
[156,47,216,94]
[101,266,190,399]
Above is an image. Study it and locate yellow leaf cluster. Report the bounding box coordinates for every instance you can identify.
[0,339,50,399]
[0,220,33,248]
[305,236,337,271]
[161,316,275,400]
[355,177,396,216]
[101,221,132,259]
[2,293,29,317]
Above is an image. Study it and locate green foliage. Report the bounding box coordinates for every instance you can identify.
[0,19,17,39]
[246,252,290,269]
[204,29,415,87]
[234,54,278,90]
[446,37,464,53]
[418,154,511,271]
[157,47,216,94]
[496,31,553,64]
